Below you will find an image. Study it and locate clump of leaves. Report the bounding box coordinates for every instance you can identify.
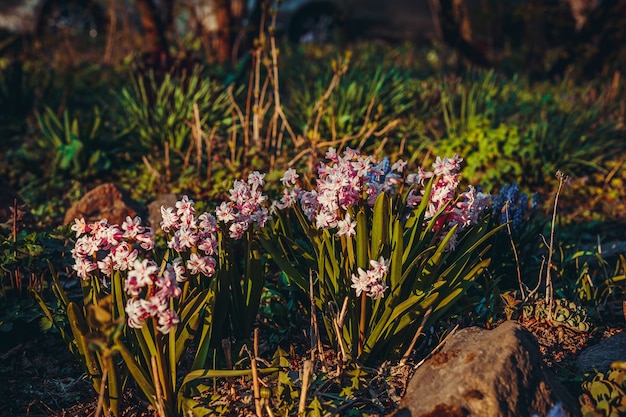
[114,65,233,184]
[0,208,69,336]
[285,53,414,155]
[580,361,626,417]
[35,105,118,179]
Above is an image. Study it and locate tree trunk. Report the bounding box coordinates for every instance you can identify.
[215,0,232,64]
[434,0,490,68]
[548,0,625,78]
[135,0,169,66]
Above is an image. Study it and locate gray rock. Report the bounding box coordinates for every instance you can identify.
[394,321,580,417]
[147,193,179,232]
[575,331,626,374]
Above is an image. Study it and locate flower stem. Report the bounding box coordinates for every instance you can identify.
[358,292,367,357]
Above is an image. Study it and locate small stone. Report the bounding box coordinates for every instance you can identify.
[575,331,626,374]
[63,183,143,226]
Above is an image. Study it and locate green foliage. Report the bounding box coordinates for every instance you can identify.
[570,252,626,316]
[438,115,523,187]
[0,213,68,334]
[35,105,115,179]
[285,52,415,153]
[2,36,626,417]
[114,66,232,163]
[260,180,498,365]
[433,70,626,190]
[580,362,626,417]
[36,198,271,416]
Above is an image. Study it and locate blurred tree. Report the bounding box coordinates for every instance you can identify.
[432,0,491,68]
[549,0,626,78]
[135,0,171,66]
[215,0,232,64]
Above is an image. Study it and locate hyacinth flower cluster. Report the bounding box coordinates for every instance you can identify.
[160,195,219,279]
[216,171,272,238]
[261,147,499,364]
[275,147,492,259]
[71,212,190,334]
[274,147,407,240]
[350,257,389,299]
[406,154,492,250]
[491,182,540,231]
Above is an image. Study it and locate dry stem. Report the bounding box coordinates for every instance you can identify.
[251,328,263,417]
[298,360,313,415]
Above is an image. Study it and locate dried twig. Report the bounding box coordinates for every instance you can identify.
[545,171,568,319]
[251,328,263,417]
[298,360,313,415]
[93,367,108,417]
[331,296,349,370]
[414,324,459,370]
[151,356,166,417]
[400,307,432,366]
[503,201,526,300]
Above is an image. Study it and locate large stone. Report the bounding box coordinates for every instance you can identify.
[394,321,580,417]
[63,183,143,226]
[576,331,626,374]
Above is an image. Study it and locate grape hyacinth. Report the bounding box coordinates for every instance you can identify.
[492,182,539,231]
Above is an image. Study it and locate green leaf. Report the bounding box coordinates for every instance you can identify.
[371,193,390,259]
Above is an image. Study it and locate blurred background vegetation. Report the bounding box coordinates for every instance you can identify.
[0,1,625,415]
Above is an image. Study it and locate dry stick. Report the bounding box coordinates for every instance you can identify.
[372,138,389,158]
[251,328,263,417]
[298,360,313,416]
[312,100,326,144]
[252,42,262,149]
[546,171,568,320]
[228,84,247,153]
[193,103,202,172]
[399,307,433,366]
[332,296,349,370]
[321,98,376,149]
[413,324,459,370]
[503,201,526,300]
[527,255,547,303]
[309,271,326,371]
[151,356,166,417]
[182,130,194,171]
[222,338,235,395]
[141,156,160,181]
[267,11,285,164]
[287,99,380,167]
[93,367,109,417]
[204,126,217,183]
